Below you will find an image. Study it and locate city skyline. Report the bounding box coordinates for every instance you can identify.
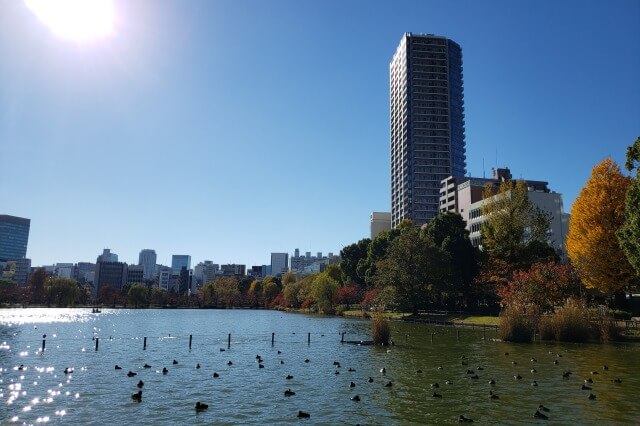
[1,0,638,268]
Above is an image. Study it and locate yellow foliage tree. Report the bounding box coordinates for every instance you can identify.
[566,158,635,295]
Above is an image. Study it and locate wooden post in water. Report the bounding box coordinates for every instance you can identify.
[307,332,311,345]
[227,333,231,349]
[456,329,460,341]
[95,337,99,351]
[42,338,46,352]
[189,334,193,350]
[271,332,275,346]
[341,332,345,343]
[143,337,147,350]
[483,324,486,340]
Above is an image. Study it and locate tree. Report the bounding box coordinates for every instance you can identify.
[199,281,217,307]
[97,284,120,306]
[28,267,47,305]
[311,273,340,314]
[567,158,635,298]
[618,136,640,277]
[150,287,168,306]
[323,264,344,285]
[498,262,583,311]
[282,272,297,286]
[340,238,371,286]
[214,277,241,307]
[248,280,263,307]
[262,281,280,306]
[422,212,479,308]
[481,180,552,262]
[0,279,20,305]
[374,228,448,315]
[44,277,80,307]
[128,284,149,308]
[357,229,400,288]
[336,284,360,309]
[283,281,302,308]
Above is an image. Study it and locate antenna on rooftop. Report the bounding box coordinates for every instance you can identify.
[482,158,485,179]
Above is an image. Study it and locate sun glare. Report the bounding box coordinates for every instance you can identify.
[25,0,115,42]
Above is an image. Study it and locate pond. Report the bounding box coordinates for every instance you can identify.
[0,309,639,424]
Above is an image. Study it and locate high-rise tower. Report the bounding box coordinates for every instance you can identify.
[390,33,466,228]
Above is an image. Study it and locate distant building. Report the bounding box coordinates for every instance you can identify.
[127,265,145,285]
[55,263,75,279]
[370,212,392,238]
[157,266,171,291]
[249,265,265,279]
[193,261,219,287]
[171,255,191,275]
[138,249,157,280]
[95,261,127,292]
[4,258,31,286]
[290,249,340,274]
[270,253,289,277]
[97,249,118,263]
[75,262,96,284]
[220,264,246,277]
[0,214,31,262]
[439,168,569,258]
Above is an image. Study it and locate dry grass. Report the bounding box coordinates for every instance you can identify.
[371,313,391,345]
[499,304,537,343]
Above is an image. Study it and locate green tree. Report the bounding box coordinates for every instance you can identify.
[44,277,80,307]
[28,267,47,305]
[356,229,400,288]
[323,264,344,285]
[248,280,263,306]
[296,273,317,306]
[374,228,448,315]
[150,287,168,306]
[311,273,340,313]
[128,283,149,308]
[214,277,241,307]
[481,180,552,263]
[340,238,371,286]
[283,281,302,307]
[423,212,479,308]
[618,136,640,277]
[262,281,280,306]
[199,281,217,306]
[0,279,20,305]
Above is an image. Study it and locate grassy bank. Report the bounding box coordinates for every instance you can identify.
[341,309,501,326]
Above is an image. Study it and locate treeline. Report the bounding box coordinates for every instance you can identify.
[0,268,92,307]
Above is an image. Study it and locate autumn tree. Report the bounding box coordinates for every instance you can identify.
[214,277,241,307]
[282,272,297,286]
[283,281,302,308]
[199,281,217,306]
[567,158,635,300]
[311,273,340,313]
[262,281,280,306]
[618,136,640,277]
[0,279,20,305]
[336,284,360,309]
[150,287,168,306]
[498,262,583,311]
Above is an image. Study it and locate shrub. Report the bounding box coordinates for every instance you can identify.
[371,313,391,345]
[498,304,537,342]
[549,299,592,343]
[598,317,621,342]
[538,315,554,341]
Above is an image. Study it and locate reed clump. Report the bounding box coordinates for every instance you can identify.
[371,313,391,345]
[499,304,538,342]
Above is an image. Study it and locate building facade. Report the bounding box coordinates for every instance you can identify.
[270,253,289,277]
[138,249,157,280]
[390,33,467,228]
[0,214,31,262]
[171,255,191,275]
[370,212,392,238]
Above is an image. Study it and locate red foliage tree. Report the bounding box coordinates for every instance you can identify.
[336,284,361,309]
[361,288,381,311]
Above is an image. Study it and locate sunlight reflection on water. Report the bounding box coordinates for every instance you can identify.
[0,308,93,325]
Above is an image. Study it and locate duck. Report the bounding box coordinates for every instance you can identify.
[297,411,310,419]
[384,381,393,387]
[131,390,142,402]
[64,367,73,374]
[613,378,622,384]
[432,392,442,398]
[445,380,453,385]
[219,348,225,352]
[277,350,282,354]
[115,365,122,370]
[511,361,518,365]
[162,367,168,375]
[431,383,439,388]
[458,414,474,422]
[588,393,596,400]
[304,359,310,363]
[284,389,296,397]
[351,395,361,402]
[286,374,293,380]
[213,372,219,378]
[554,360,559,365]
[477,366,484,371]
[582,384,592,391]
[258,364,265,369]
[538,404,550,412]
[348,368,356,372]
[504,352,509,356]
[195,401,208,411]
[603,365,609,371]
[437,366,443,370]
[531,358,537,363]
[417,369,423,374]
[470,374,479,380]
[460,355,466,359]
[196,363,201,369]
[143,364,151,369]
[368,377,374,383]
[280,360,284,365]
[531,369,537,373]
[466,369,475,375]
[350,382,356,388]
[584,378,593,384]
[172,360,178,365]
[380,368,386,375]
[590,371,599,375]
[562,371,571,379]
[333,361,340,366]
[531,380,538,387]
[488,379,496,385]
[227,361,233,366]
[533,410,548,420]
[514,374,522,380]
[137,380,144,389]
[335,371,340,375]
[489,391,499,400]
[18,364,24,371]
[127,371,137,377]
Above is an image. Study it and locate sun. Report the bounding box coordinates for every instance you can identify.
[25,0,115,42]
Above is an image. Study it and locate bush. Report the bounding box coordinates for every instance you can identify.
[498,304,538,342]
[538,315,555,341]
[549,299,592,342]
[371,314,391,345]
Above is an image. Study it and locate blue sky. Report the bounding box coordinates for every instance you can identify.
[1,0,639,267]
